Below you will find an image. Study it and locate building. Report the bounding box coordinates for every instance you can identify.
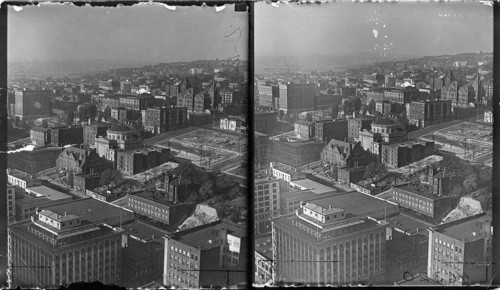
[8,147,63,175]
[314,94,342,110]
[143,107,188,134]
[7,209,122,288]
[381,140,435,169]
[484,111,492,123]
[288,179,336,194]
[427,213,492,285]
[95,125,143,164]
[73,174,102,193]
[255,174,280,235]
[194,92,212,113]
[294,119,315,140]
[277,84,315,114]
[321,140,373,169]
[270,140,326,168]
[100,96,121,111]
[254,111,276,134]
[314,119,348,143]
[406,100,452,128]
[272,200,389,285]
[347,118,373,142]
[7,168,42,189]
[83,124,108,150]
[123,191,194,227]
[385,75,396,88]
[383,89,412,104]
[30,127,51,146]
[440,81,459,106]
[220,116,247,133]
[337,167,366,185]
[15,89,51,121]
[119,95,148,111]
[163,221,247,288]
[388,184,444,218]
[50,126,84,147]
[176,88,195,110]
[375,101,392,115]
[116,146,170,176]
[255,235,273,284]
[257,84,274,109]
[458,85,475,107]
[269,162,306,183]
[7,185,16,225]
[359,117,407,156]
[56,147,110,182]
[254,132,270,169]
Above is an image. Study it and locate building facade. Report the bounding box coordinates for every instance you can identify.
[406,100,452,128]
[15,90,52,121]
[255,175,281,235]
[116,146,170,176]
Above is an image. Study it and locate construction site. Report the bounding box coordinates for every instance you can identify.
[159,128,247,168]
[420,121,492,162]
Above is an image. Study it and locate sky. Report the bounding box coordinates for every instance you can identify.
[256,2,492,58]
[8,3,248,64]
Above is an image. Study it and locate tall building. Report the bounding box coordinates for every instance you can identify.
[380,140,435,169]
[272,200,389,285]
[50,126,84,147]
[258,84,274,109]
[163,221,247,288]
[254,132,270,169]
[427,213,492,285]
[7,209,122,288]
[315,119,348,143]
[277,84,315,115]
[7,185,16,225]
[347,118,373,142]
[143,107,188,135]
[406,100,452,128]
[255,174,280,235]
[254,111,276,134]
[83,124,108,150]
[15,90,52,121]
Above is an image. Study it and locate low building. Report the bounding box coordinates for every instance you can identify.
[269,162,306,183]
[8,147,63,174]
[123,191,194,227]
[163,221,247,288]
[337,166,366,185]
[73,174,102,192]
[294,119,315,140]
[270,139,325,168]
[95,125,143,164]
[116,146,170,176]
[381,140,435,169]
[30,127,51,146]
[388,184,443,218]
[359,117,408,156]
[15,186,73,222]
[427,212,492,285]
[7,168,42,189]
[56,147,111,185]
[220,116,247,133]
[321,139,373,168]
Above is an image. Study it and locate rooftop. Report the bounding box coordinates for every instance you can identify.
[108,125,133,132]
[290,179,336,194]
[7,168,37,181]
[30,126,50,133]
[43,198,134,225]
[255,234,272,259]
[385,213,433,236]
[393,184,439,200]
[435,212,492,241]
[39,209,79,222]
[171,220,246,249]
[121,220,171,243]
[26,186,72,201]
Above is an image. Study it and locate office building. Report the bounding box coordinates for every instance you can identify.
[14,90,52,121]
[406,100,452,128]
[427,213,492,285]
[30,127,51,146]
[83,124,108,150]
[314,119,348,143]
[143,107,188,135]
[255,174,280,235]
[277,84,315,114]
[163,221,247,288]
[50,126,84,147]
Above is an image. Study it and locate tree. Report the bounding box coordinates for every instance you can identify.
[103,106,112,120]
[368,99,376,114]
[100,169,113,186]
[67,110,75,126]
[463,173,479,193]
[79,106,89,122]
[450,185,464,196]
[351,97,362,113]
[363,162,378,181]
[199,180,215,201]
[88,104,97,120]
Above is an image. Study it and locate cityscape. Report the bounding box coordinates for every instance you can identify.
[3,1,497,289]
[254,2,493,287]
[6,4,249,289]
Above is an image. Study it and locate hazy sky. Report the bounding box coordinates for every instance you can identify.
[256,2,492,57]
[8,3,248,63]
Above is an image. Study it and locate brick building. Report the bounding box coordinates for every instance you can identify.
[8,147,63,174]
[270,140,325,168]
[14,89,52,121]
[406,100,452,128]
[314,119,348,143]
[116,146,170,175]
[30,127,51,146]
[380,140,435,169]
[51,126,84,147]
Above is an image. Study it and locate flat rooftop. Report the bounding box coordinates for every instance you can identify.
[26,186,71,201]
[290,179,336,194]
[255,234,272,259]
[43,198,134,225]
[172,220,245,250]
[298,190,399,220]
[435,212,491,241]
[393,184,438,200]
[385,213,433,236]
[122,220,171,243]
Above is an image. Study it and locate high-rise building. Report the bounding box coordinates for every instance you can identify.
[427,213,492,285]
[255,174,280,235]
[277,84,315,114]
[272,199,389,285]
[7,209,122,288]
[7,185,16,225]
[15,90,52,121]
